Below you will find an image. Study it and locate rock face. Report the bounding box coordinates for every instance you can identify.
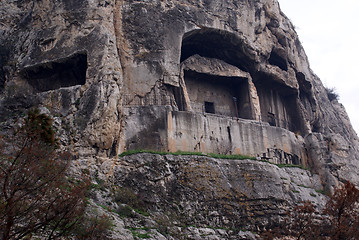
[112,154,325,228]
[83,153,326,239]
[1,0,359,238]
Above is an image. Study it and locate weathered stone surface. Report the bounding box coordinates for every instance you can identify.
[79,153,326,239]
[0,0,123,157]
[1,0,359,238]
[182,55,251,78]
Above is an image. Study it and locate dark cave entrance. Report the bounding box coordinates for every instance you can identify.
[180,29,251,72]
[254,75,303,134]
[268,50,288,71]
[22,53,87,92]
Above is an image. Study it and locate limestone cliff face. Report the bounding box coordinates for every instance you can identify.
[83,153,326,239]
[1,0,359,237]
[1,0,358,187]
[0,0,123,157]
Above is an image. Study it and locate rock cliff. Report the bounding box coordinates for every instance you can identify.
[84,153,326,239]
[1,0,359,238]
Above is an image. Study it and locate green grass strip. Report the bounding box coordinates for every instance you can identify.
[315,189,326,195]
[119,149,168,157]
[128,228,151,239]
[171,151,205,156]
[207,153,256,160]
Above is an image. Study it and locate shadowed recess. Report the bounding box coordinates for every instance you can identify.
[268,50,288,71]
[180,28,252,72]
[22,53,87,92]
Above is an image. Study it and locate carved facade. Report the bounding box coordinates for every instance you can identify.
[122,27,310,165]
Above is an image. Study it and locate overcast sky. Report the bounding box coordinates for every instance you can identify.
[278,0,359,135]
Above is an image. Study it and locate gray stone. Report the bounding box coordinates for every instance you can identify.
[1,0,359,238]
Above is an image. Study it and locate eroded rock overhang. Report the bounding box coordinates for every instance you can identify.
[20,52,88,92]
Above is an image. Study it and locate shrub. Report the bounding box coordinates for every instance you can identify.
[114,187,147,214]
[0,109,90,240]
[116,205,135,218]
[74,214,113,240]
[324,181,359,239]
[263,181,359,239]
[325,87,339,101]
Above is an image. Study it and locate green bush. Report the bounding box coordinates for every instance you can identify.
[275,163,309,170]
[325,87,339,101]
[116,205,134,218]
[129,228,151,239]
[114,187,147,214]
[73,214,113,240]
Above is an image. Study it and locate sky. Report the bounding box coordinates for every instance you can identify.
[278,0,359,135]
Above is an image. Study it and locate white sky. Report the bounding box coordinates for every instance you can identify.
[278,0,359,135]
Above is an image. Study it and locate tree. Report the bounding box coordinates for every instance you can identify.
[0,109,90,240]
[324,181,359,240]
[261,201,321,240]
[262,181,359,240]
[287,200,321,240]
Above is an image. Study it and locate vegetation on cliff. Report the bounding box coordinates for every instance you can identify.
[0,110,111,240]
[263,181,359,239]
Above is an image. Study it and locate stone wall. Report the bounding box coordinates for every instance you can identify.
[122,106,308,165]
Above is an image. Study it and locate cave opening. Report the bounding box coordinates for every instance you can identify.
[254,75,303,134]
[22,53,87,92]
[268,51,288,71]
[180,28,252,72]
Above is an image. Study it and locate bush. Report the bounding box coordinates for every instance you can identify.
[0,109,90,240]
[73,214,113,240]
[116,205,135,218]
[263,181,359,239]
[325,87,339,101]
[324,181,359,239]
[114,187,146,213]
